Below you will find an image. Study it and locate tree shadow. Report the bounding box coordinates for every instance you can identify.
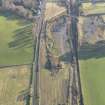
[59,52,72,63]
[0,11,34,49]
[8,24,34,49]
[60,40,105,62]
[0,11,31,26]
[79,41,105,59]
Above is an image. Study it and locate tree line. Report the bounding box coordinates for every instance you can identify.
[0,0,38,19]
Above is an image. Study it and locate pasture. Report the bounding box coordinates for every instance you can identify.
[0,12,33,65]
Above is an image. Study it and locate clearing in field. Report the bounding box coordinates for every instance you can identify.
[0,12,33,66]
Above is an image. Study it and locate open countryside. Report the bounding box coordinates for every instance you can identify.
[0,0,105,105]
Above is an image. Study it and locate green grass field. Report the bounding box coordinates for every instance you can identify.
[0,12,33,65]
[80,57,105,105]
[82,3,105,15]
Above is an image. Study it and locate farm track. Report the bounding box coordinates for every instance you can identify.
[31,0,46,104]
[66,0,84,105]
[32,19,45,105]
[0,64,31,69]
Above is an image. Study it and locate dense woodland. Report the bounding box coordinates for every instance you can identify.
[0,0,65,19]
[0,0,45,19]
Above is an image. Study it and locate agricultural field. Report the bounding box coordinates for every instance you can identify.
[0,65,31,105]
[81,2,105,15]
[79,16,105,105]
[40,65,69,105]
[0,12,33,66]
[80,58,105,105]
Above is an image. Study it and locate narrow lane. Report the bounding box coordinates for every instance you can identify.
[66,0,84,105]
[32,0,46,105]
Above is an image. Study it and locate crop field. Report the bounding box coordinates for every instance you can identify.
[40,64,69,105]
[0,65,31,105]
[0,12,33,66]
